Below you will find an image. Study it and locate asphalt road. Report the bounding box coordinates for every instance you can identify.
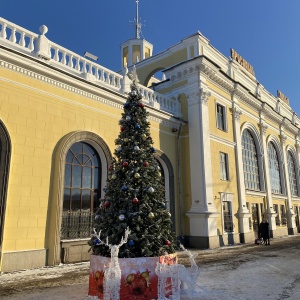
[1,235,300,299]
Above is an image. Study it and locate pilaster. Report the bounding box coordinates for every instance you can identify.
[185,81,218,243]
[231,99,251,236]
[280,126,296,233]
[259,107,277,233]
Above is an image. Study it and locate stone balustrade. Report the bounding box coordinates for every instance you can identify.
[0,17,38,54]
[138,85,181,116]
[48,40,122,90]
[0,17,182,117]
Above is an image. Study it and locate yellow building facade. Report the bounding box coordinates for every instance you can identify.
[0,17,299,272]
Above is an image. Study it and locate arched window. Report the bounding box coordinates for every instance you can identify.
[61,142,101,239]
[242,129,260,190]
[287,151,298,197]
[0,122,11,253]
[267,142,282,194]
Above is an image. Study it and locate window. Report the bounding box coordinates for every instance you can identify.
[280,205,287,226]
[287,151,298,197]
[223,200,234,232]
[61,142,101,239]
[216,103,226,131]
[242,130,260,191]
[220,152,229,180]
[267,142,282,194]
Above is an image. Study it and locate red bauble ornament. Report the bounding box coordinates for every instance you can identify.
[164,240,171,246]
[131,276,147,295]
[122,161,129,167]
[139,103,145,108]
[104,201,110,208]
[143,161,149,167]
[132,197,139,204]
[120,126,125,132]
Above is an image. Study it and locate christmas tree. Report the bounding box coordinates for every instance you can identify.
[89,71,176,258]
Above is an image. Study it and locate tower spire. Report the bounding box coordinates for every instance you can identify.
[135,0,142,39]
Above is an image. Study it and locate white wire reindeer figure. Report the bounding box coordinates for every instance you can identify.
[92,227,131,300]
[155,244,201,300]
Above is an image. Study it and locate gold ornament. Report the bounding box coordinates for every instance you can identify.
[148,212,155,219]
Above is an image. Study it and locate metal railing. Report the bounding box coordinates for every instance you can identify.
[61,211,94,239]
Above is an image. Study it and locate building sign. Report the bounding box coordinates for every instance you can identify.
[277,90,289,105]
[230,48,255,76]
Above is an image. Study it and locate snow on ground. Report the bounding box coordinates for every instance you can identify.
[2,235,300,299]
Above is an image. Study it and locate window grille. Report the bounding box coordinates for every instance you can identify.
[61,142,101,240]
[287,151,298,197]
[267,142,282,194]
[242,130,260,190]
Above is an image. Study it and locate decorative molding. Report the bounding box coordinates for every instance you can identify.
[199,87,211,106]
[232,106,242,122]
[0,60,181,129]
[259,121,268,136]
[210,134,236,148]
[280,132,287,145]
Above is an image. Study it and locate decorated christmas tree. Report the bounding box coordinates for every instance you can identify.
[89,70,176,258]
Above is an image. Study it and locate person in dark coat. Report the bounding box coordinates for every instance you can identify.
[258,221,265,244]
[262,220,270,245]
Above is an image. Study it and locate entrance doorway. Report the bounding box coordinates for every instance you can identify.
[294,206,300,233]
[251,203,260,238]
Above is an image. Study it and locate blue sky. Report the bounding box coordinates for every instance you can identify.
[2,0,300,114]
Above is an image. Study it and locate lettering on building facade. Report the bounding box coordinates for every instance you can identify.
[230,48,255,76]
[277,90,290,105]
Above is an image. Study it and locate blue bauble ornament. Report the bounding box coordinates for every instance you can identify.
[150,147,156,153]
[124,103,130,109]
[135,124,140,129]
[94,239,100,245]
[121,185,127,191]
[119,214,125,221]
[128,240,135,247]
[161,203,166,209]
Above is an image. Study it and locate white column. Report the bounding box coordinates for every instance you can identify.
[185,81,218,246]
[280,129,296,232]
[259,115,277,233]
[231,102,251,236]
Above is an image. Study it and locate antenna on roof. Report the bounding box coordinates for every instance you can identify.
[130,0,145,39]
